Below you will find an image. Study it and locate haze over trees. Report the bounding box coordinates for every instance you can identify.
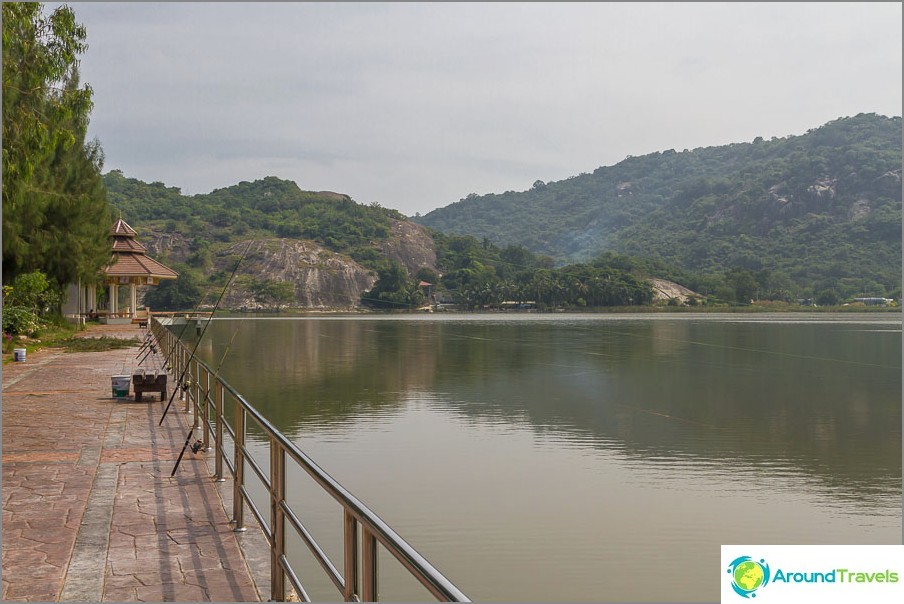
[418,114,902,302]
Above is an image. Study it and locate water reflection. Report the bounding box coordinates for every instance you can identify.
[198,316,901,497]
[185,314,901,601]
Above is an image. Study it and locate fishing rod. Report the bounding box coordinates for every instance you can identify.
[137,292,211,360]
[152,290,216,369]
[159,240,253,426]
[170,326,240,476]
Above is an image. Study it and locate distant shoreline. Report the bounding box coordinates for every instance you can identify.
[210,305,901,318]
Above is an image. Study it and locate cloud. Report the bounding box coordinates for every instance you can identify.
[54,2,902,216]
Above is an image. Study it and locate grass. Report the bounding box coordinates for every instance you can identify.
[58,336,141,352]
[2,322,140,364]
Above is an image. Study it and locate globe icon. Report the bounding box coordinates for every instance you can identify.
[733,560,765,592]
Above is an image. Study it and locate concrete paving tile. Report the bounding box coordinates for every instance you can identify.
[134,582,210,602]
[3,325,261,602]
[1,548,48,565]
[109,555,183,577]
[101,586,139,601]
[182,570,260,601]
[113,522,162,537]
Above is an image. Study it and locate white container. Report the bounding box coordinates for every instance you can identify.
[111,375,131,398]
[13,348,26,362]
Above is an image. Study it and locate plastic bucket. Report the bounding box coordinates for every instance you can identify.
[111,375,131,398]
[13,348,26,362]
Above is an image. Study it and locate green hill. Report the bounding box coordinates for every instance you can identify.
[417,114,902,298]
[105,172,404,268]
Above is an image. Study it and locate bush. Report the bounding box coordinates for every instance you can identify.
[2,306,40,335]
[4,271,61,313]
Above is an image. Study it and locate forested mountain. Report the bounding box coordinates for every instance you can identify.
[105,173,439,309]
[418,114,902,298]
[105,173,660,311]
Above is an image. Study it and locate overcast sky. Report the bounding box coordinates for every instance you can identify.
[53,2,902,217]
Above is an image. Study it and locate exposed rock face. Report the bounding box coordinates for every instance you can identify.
[141,231,192,264]
[140,222,437,310]
[218,239,376,309]
[650,278,701,304]
[378,219,437,275]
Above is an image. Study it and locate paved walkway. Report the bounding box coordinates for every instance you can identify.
[2,324,263,602]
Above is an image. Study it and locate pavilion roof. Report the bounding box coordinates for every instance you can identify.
[112,218,138,237]
[105,253,178,279]
[102,218,178,280]
[112,237,148,253]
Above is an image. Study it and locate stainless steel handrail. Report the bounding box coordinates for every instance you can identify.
[151,318,470,602]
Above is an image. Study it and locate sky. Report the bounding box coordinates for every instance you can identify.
[50,2,903,217]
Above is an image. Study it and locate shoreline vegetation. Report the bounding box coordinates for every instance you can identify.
[222,303,901,316]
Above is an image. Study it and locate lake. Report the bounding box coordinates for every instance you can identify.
[187,313,901,602]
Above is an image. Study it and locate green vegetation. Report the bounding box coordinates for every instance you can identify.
[2,3,111,290]
[105,172,404,271]
[142,262,206,311]
[418,114,902,302]
[2,271,62,335]
[58,336,139,352]
[428,232,653,310]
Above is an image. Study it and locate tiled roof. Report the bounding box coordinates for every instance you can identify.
[105,253,179,279]
[112,238,148,253]
[102,218,178,280]
[111,218,138,237]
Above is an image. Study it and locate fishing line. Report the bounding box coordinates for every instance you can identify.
[170,326,240,476]
[160,240,253,426]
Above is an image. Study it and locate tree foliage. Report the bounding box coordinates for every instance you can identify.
[418,114,902,300]
[2,3,111,289]
[430,231,653,309]
[2,270,62,334]
[361,261,425,309]
[106,173,402,270]
[142,264,204,311]
[249,278,295,310]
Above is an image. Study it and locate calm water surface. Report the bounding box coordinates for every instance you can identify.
[189,314,901,602]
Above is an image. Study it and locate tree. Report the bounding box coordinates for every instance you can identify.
[143,264,204,311]
[726,268,759,304]
[3,3,110,289]
[362,261,424,309]
[250,278,295,310]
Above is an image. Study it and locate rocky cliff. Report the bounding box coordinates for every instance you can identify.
[217,239,376,309]
[138,219,438,310]
[378,219,437,275]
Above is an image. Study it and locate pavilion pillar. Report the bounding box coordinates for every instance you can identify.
[110,284,118,314]
[130,283,138,318]
[89,285,97,312]
[80,286,87,314]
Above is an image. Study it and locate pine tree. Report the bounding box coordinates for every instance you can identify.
[2,3,111,288]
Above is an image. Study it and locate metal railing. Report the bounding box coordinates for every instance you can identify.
[151,318,470,602]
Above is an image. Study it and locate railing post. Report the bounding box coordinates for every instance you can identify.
[233,404,246,531]
[202,364,211,450]
[185,357,201,420]
[362,527,378,602]
[270,439,287,601]
[178,346,185,401]
[214,382,225,482]
[344,510,359,601]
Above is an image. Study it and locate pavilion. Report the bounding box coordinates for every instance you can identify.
[62,218,178,322]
